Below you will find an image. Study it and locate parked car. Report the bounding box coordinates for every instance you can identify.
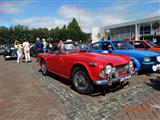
[37,41,134,94]
[129,40,160,53]
[3,44,17,60]
[90,40,160,72]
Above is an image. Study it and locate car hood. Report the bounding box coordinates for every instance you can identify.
[74,52,131,66]
[115,49,160,57]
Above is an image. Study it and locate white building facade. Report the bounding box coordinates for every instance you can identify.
[100,16,160,41]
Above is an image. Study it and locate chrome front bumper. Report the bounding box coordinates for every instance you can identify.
[93,74,131,86]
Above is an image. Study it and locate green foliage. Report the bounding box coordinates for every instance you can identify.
[0,18,89,45]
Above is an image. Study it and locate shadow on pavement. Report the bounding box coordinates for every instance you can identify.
[47,72,71,86]
[90,83,126,97]
[46,72,126,96]
[138,70,157,76]
[146,76,160,91]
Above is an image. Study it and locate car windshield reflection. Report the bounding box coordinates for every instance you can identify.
[61,42,88,53]
[146,40,159,48]
[112,41,135,50]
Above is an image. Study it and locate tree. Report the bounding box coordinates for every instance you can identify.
[67,18,88,41]
[0,18,89,45]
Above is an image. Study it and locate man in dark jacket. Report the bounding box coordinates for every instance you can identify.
[35,37,43,56]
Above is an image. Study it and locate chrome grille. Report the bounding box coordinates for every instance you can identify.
[115,64,128,74]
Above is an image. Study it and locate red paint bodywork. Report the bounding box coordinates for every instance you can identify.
[38,51,131,82]
[129,40,160,53]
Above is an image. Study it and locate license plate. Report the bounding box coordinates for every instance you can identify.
[120,75,131,82]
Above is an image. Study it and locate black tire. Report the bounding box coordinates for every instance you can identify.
[71,67,93,94]
[40,60,48,76]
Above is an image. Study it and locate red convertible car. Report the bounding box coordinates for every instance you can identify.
[37,41,134,94]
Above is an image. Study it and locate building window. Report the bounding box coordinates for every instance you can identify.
[140,24,151,35]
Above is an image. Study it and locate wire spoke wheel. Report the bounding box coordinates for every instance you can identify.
[73,71,89,90]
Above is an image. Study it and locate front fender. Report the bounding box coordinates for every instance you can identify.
[130,57,141,70]
[71,61,101,81]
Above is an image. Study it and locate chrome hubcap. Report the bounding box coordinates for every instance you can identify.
[74,71,89,90]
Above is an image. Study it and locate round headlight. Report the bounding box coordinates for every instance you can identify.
[144,57,151,62]
[157,56,160,62]
[105,65,112,75]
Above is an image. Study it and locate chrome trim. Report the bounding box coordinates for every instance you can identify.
[93,74,131,86]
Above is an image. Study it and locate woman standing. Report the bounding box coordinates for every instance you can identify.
[14,40,23,63]
[23,41,31,63]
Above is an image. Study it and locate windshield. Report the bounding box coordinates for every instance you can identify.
[146,40,159,48]
[62,42,87,53]
[112,41,135,50]
[5,44,14,49]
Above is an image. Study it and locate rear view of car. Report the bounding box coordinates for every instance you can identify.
[3,44,17,60]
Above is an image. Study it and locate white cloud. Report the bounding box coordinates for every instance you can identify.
[1,1,19,14]
[11,1,159,33]
[1,0,30,14]
[14,17,67,29]
[12,4,129,33]
[58,4,127,32]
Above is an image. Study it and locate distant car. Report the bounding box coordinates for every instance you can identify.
[38,41,134,94]
[129,40,160,53]
[3,44,17,60]
[90,40,160,72]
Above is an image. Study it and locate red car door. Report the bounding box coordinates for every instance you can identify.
[47,53,67,75]
[47,53,61,73]
[57,54,72,77]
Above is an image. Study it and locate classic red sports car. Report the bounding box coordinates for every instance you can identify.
[37,41,134,94]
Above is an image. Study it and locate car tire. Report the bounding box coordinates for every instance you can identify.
[71,67,93,94]
[41,60,48,76]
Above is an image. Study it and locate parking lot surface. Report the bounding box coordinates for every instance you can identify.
[0,56,160,120]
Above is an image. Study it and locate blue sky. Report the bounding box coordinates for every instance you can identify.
[1,0,160,32]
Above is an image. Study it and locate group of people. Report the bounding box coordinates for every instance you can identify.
[14,37,49,64]
[35,38,49,54]
[14,37,92,64]
[14,40,31,63]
